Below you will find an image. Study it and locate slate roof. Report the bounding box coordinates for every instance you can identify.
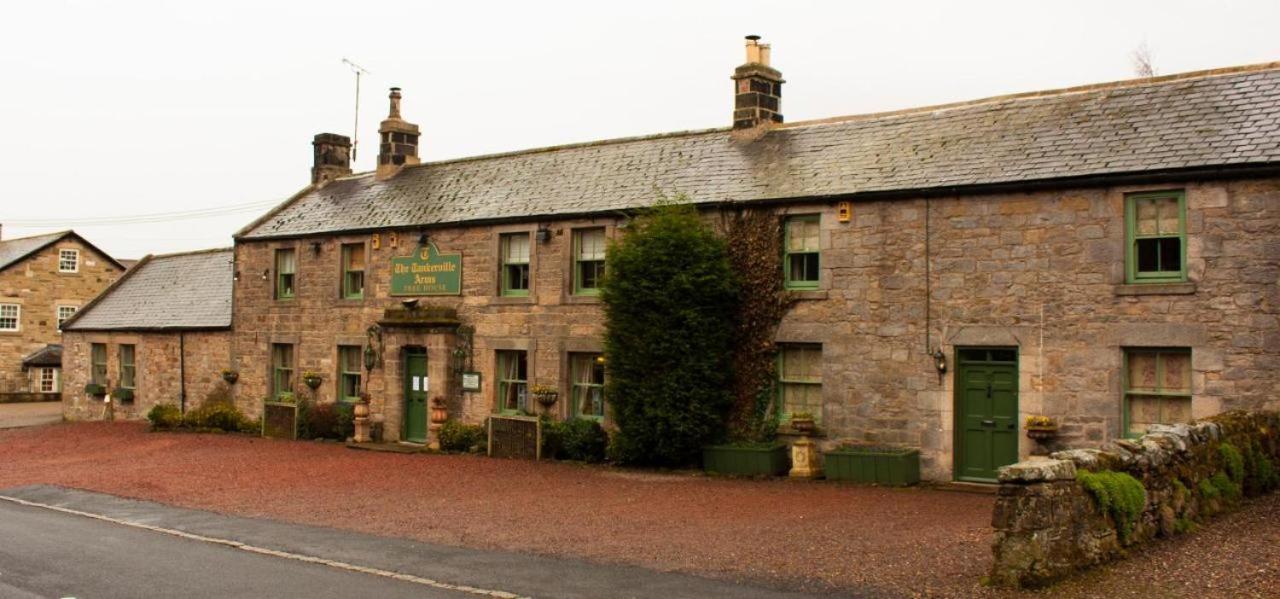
[22,344,62,368]
[0,231,71,271]
[62,249,234,331]
[240,62,1280,240]
[0,230,126,272]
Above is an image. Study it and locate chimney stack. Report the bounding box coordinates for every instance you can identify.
[311,133,352,185]
[732,35,784,130]
[376,87,421,179]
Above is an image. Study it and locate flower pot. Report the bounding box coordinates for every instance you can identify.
[702,444,790,476]
[824,447,920,486]
[303,376,322,390]
[221,371,239,384]
[535,392,558,408]
[430,397,448,425]
[112,388,135,403]
[1026,427,1058,441]
[83,383,106,397]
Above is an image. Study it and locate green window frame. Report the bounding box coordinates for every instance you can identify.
[573,228,606,296]
[275,248,296,300]
[778,344,822,422]
[784,215,821,290]
[1125,190,1187,283]
[118,344,136,389]
[570,352,606,420]
[272,343,294,401]
[1122,348,1192,438]
[338,345,362,403]
[495,350,528,414]
[500,233,531,296]
[90,343,108,386]
[341,243,365,299]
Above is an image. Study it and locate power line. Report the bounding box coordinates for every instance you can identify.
[2,198,281,226]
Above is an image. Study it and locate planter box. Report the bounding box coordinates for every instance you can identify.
[703,444,789,476]
[824,447,920,486]
[262,401,298,440]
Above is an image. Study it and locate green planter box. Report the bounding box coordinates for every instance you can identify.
[824,447,920,486]
[703,443,789,476]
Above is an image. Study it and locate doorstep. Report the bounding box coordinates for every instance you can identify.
[344,441,428,454]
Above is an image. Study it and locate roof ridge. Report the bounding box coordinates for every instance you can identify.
[0,230,70,244]
[781,60,1280,130]
[151,246,234,259]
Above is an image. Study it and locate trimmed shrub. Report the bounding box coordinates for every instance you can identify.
[1077,470,1147,542]
[183,401,249,432]
[298,400,354,440]
[601,202,739,466]
[543,418,608,462]
[438,420,485,453]
[146,403,182,430]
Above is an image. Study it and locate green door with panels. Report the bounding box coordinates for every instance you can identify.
[403,348,428,443]
[955,348,1019,482]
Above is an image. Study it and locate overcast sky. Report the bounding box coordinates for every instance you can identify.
[1,0,1276,259]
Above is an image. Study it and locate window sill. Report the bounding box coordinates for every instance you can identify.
[491,295,535,305]
[563,294,602,305]
[1114,282,1196,296]
[787,289,828,301]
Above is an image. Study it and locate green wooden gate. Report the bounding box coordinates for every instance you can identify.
[954,348,1019,483]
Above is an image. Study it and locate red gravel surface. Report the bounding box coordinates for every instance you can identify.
[0,422,994,596]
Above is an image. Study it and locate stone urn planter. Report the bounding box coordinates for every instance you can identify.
[429,397,449,426]
[789,414,816,435]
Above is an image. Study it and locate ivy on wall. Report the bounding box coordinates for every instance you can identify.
[723,208,796,443]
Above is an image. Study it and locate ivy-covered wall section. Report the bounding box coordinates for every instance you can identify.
[989,410,1280,589]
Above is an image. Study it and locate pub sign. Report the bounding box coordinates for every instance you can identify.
[390,243,462,296]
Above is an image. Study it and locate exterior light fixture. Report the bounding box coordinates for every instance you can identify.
[261,269,270,280]
[310,241,322,254]
[401,298,419,310]
[932,349,947,374]
[363,344,377,373]
[536,226,551,243]
[595,355,606,365]
[418,233,430,247]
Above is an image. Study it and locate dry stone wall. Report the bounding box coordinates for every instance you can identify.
[990,410,1280,588]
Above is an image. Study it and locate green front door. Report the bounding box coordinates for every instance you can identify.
[955,348,1019,482]
[403,348,428,443]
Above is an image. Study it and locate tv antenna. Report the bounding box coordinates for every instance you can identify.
[342,58,372,162]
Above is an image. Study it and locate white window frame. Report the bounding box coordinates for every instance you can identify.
[37,368,59,393]
[56,305,77,331]
[0,304,19,332]
[59,249,79,273]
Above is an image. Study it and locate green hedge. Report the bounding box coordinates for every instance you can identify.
[542,418,608,462]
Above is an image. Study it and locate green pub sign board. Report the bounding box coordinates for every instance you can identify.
[391,243,462,296]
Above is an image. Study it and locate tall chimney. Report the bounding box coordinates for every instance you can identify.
[311,133,352,185]
[376,87,421,179]
[731,35,784,130]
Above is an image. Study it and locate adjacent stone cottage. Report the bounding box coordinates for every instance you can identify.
[61,249,233,420]
[65,37,1280,482]
[0,229,126,400]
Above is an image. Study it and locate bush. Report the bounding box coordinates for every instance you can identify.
[601,202,739,466]
[298,400,354,440]
[146,403,182,430]
[1219,443,1245,484]
[438,420,485,452]
[1077,470,1147,542]
[543,418,608,462]
[183,400,250,432]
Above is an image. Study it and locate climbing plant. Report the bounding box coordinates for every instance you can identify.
[722,208,796,443]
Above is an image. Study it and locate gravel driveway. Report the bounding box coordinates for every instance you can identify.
[1,422,1275,597]
[0,401,62,429]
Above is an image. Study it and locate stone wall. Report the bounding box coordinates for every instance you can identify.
[0,237,124,393]
[227,175,1280,476]
[990,410,1280,588]
[61,330,232,421]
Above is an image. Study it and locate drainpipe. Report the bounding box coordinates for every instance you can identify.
[179,332,187,413]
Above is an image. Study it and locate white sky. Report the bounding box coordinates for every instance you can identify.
[1,0,1276,259]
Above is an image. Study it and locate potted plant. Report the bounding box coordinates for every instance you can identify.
[112,387,135,404]
[83,383,106,397]
[531,384,558,408]
[276,391,296,404]
[1025,415,1059,441]
[221,369,239,384]
[302,371,323,390]
[789,412,816,434]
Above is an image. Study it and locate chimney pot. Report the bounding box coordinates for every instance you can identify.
[377,87,421,179]
[731,36,784,131]
[311,133,352,185]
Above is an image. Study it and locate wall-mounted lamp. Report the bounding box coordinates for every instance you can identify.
[535,226,551,243]
[261,269,270,281]
[233,271,240,282]
[363,344,378,373]
[418,233,430,247]
[401,298,419,311]
[932,349,947,374]
[310,241,322,254]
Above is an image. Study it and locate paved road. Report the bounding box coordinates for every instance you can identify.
[0,402,61,429]
[0,486,828,599]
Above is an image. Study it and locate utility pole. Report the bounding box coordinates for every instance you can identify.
[342,58,372,162]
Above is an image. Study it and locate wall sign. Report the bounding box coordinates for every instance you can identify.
[390,243,462,296]
[461,372,481,392]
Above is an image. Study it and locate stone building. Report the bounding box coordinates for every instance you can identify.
[0,229,126,400]
[64,38,1280,481]
[60,249,233,419]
